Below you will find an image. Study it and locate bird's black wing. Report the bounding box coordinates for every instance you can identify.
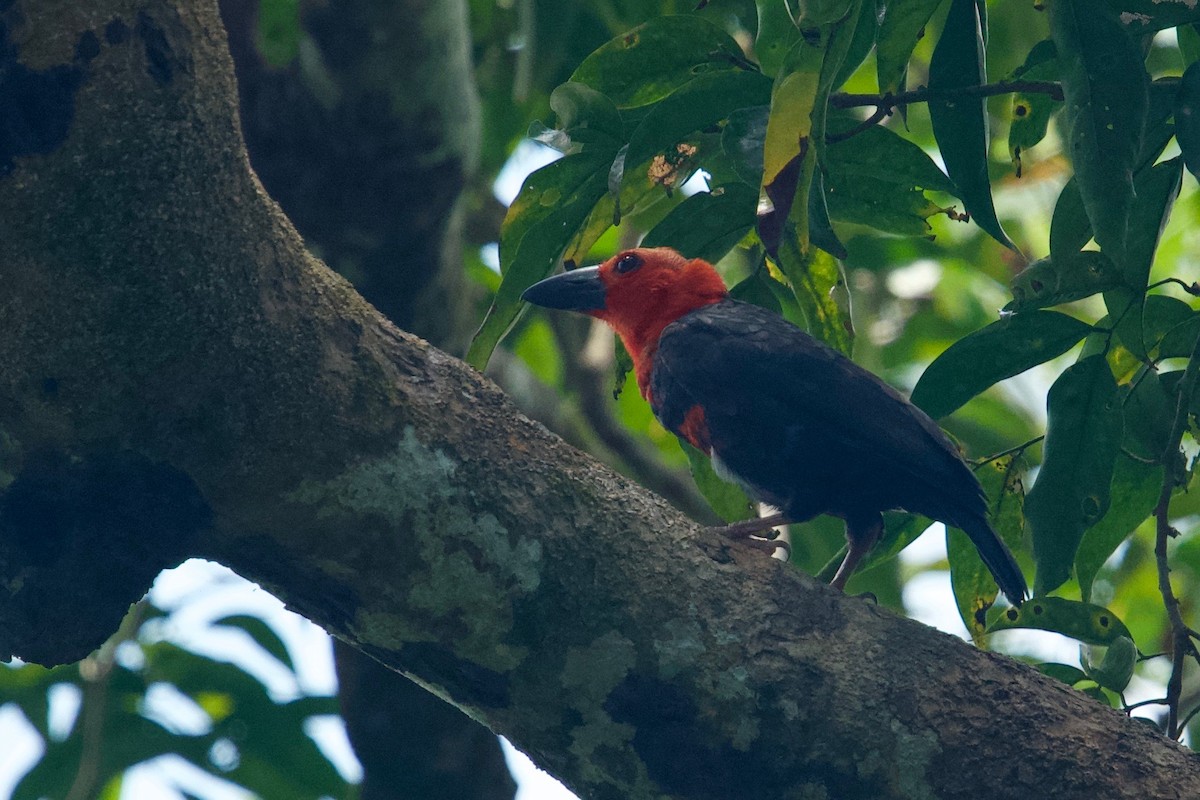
[650,299,986,527]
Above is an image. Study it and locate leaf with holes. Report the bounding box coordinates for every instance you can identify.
[571,16,748,109]
[987,597,1133,646]
[1007,251,1121,312]
[949,455,1025,642]
[1110,0,1200,34]
[621,70,773,195]
[1050,0,1148,263]
[1007,41,1061,176]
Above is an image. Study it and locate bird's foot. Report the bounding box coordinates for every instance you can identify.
[706,515,791,559]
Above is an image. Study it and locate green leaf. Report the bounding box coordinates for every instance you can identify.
[1006,41,1061,176]
[928,0,1014,250]
[721,105,769,186]
[1103,157,1185,361]
[1048,177,1093,263]
[800,0,858,25]
[214,614,296,673]
[807,169,847,259]
[1180,23,1200,67]
[911,310,1094,419]
[859,513,933,573]
[1037,662,1090,686]
[1007,251,1121,312]
[825,121,958,195]
[949,455,1025,642]
[549,82,625,151]
[1122,369,1176,462]
[829,0,880,90]
[681,443,756,522]
[758,4,865,256]
[1050,0,1149,264]
[467,152,613,369]
[754,0,803,78]
[257,0,302,67]
[1026,356,1123,595]
[621,70,773,195]
[1177,60,1200,183]
[822,119,962,236]
[1116,157,1184,293]
[759,35,825,255]
[570,16,747,109]
[1075,454,1162,602]
[731,265,809,328]
[820,512,934,580]
[876,0,946,95]
[1155,302,1200,358]
[1107,293,1199,378]
[987,597,1133,646]
[774,233,854,354]
[642,183,758,264]
[730,267,785,316]
[1082,635,1137,693]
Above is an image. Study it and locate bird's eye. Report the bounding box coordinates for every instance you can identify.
[615,252,642,274]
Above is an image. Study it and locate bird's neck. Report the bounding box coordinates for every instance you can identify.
[606,296,725,400]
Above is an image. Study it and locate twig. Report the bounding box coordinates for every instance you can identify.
[1148,277,1200,297]
[826,105,892,144]
[1123,697,1169,713]
[972,436,1044,469]
[64,602,149,800]
[829,80,1064,111]
[1153,330,1200,739]
[1179,700,1200,735]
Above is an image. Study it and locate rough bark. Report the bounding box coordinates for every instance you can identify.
[1,3,1199,799]
[210,1,514,796]
[217,0,479,356]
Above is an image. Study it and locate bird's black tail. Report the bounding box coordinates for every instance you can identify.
[960,515,1028,606]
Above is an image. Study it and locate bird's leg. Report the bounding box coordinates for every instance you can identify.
[707,512,792,557]
[830,514,884,591]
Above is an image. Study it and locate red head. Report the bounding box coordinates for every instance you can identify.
[522,247,729,394]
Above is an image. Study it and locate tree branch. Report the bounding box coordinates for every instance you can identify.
[830,80,1065,112]
[1154,332,1200,739]
[2,3,1200,798]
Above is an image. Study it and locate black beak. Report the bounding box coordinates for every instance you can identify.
[521,267,606,312]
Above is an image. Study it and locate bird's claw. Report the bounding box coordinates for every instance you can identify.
[746,534,791,560]
[705,525,790,559]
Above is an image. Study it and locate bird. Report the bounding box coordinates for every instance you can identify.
[521,246,1028,605]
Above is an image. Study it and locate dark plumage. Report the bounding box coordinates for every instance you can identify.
[522,247,1027,605]
[652,300,1026,605]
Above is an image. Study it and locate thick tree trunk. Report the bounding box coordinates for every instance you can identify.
[1,3,1198,799]
[213,1,514,797]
